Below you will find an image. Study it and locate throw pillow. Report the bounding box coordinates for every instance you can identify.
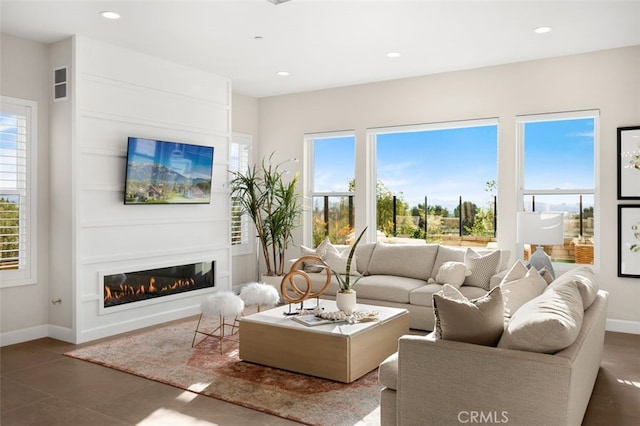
[500,266,548,317]
[323,249,359,276]
[430,246,466,279]
[432,284,505,346]
[435,261,471,288]
[499,259,528,285]
[498,282,584,354]
[463,248,501,290]
[299,245,325,273]
[538,267,555,285]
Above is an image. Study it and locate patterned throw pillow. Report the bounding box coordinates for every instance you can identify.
[433,284,505,346]
[463,248,501,290]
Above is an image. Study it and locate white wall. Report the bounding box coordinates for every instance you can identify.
[64,36,232,343]
[0,33,232,346]
[257,46,640,330]
[0,34,51,343]
[231,93,260,286]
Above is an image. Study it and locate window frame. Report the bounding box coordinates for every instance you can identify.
[366,117,499,242]
[229,132,254,256]
[516,109,600,271]
[0,96,38,288]
[303,130,356,247]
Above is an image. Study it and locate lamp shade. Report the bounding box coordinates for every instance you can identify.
[516,212,564,246]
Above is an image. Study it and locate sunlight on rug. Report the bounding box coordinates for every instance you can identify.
[65,315,382,426]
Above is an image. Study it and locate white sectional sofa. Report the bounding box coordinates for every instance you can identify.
[295,241,511,330]
[378,266,608,426]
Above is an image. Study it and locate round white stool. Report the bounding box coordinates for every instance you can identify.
[239,282,280,312]
[192,291,245,352]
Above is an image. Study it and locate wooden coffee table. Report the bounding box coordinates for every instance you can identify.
[238,300,409,383]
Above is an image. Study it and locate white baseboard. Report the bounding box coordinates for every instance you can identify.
[3,315,639,347]
[0,325,49,347]
[606,318,640,335]
[48,324,75,343]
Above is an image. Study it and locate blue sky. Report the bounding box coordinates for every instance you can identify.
[313,118,594,211]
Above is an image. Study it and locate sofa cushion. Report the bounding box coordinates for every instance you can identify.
[463,248,501,290]
[498,282,584,354]
[430,246,466,278]
[432,284,505,346]
[378,352,398,390]
[356,275,426,304]
[367,243,439,281]
[500,260,547,317]
[355,243,377,275]
[434,261,471,288]
[409,283,445,307]
[323,249,358,276]
[545,266,599,309]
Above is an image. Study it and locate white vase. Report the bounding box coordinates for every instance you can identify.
[336,290,357,314]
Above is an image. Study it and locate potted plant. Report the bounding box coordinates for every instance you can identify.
[330,226,368,314]
[229,153,302,278]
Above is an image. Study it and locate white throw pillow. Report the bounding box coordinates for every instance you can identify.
[499,259,528,285]
[463,248,501,290]
[432,284,505,346]
[299,244,325,273]
[435,261,471,288]
[323,249,359,276]
[500,266,548,317]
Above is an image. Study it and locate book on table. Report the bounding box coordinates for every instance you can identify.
[292,314,347,327]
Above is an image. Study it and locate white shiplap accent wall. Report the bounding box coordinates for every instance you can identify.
[72,36,231,343]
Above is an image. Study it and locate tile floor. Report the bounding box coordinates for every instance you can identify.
[1,329,639,425]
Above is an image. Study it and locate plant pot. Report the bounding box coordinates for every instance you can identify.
[336,290,357,314]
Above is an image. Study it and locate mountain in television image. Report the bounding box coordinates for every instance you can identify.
[124,138,214,205]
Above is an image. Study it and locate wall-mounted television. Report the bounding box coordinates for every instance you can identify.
[124,137,214,205]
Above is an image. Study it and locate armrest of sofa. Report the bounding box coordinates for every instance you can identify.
[396,335,575,425]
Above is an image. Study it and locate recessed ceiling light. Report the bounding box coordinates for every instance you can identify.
[533,26,552,34]
[277,71,290,76]
[99,11,120,20]
[386,52,401,58]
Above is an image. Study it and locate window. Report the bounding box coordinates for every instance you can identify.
[0,96,37,287]
[368,119,498,244]
[517,110,599,266]
[304,132,356,246]
[230,133,253,255]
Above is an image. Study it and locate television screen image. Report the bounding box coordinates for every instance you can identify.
[124,137,214,205]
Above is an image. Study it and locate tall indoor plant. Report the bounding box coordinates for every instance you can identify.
[229,153,302,277]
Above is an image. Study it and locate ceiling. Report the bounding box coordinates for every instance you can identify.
[2,1,640,98]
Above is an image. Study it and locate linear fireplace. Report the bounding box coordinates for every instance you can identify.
[103,261,215,309]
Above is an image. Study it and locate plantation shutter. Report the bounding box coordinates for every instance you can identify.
[230,135,252,253]
[0,102,29,272]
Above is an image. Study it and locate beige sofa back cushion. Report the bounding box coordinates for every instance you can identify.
[354,243,377,275]
[498,282,584,354]
[545,266,599,309]
[367,243,439,281]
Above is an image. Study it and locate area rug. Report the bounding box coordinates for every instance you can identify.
[65,315,382,426]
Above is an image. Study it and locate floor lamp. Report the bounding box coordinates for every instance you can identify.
[517,212,564,279]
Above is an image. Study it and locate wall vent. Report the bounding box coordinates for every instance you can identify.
[53,66,68,101]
